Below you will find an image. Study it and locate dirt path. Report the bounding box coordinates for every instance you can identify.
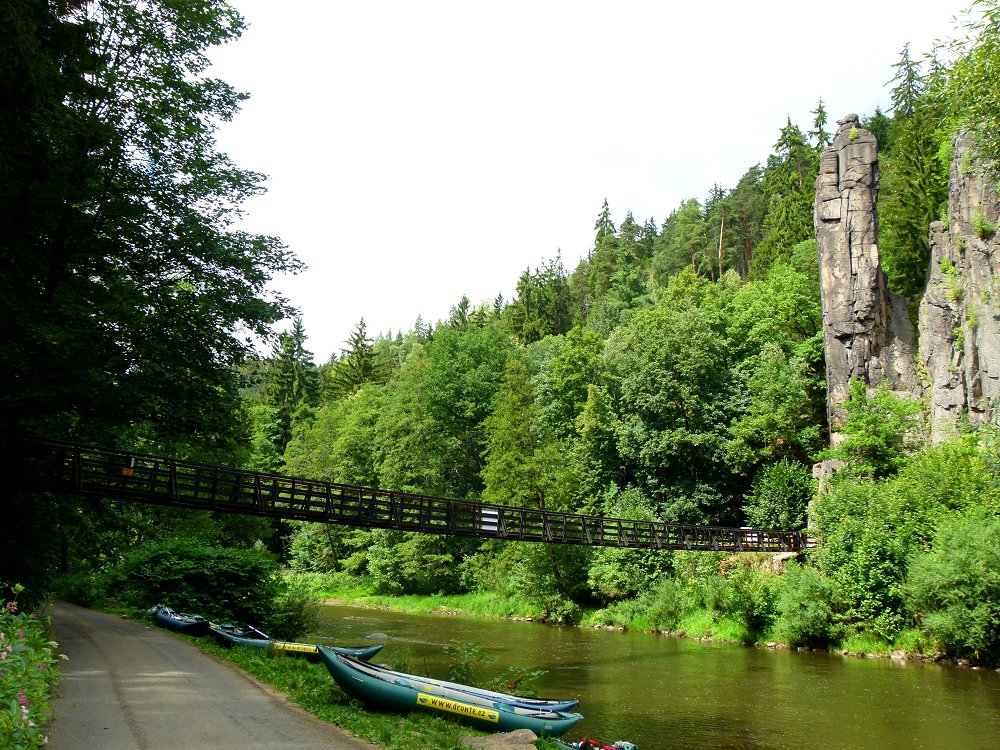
[47,601,374,749]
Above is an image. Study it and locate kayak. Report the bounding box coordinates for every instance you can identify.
[317,646,583,736]
[151,604,210,636]
[210,626,384,661]
[558,738,640,750]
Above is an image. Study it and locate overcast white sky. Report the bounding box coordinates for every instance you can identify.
[208,0,972,363]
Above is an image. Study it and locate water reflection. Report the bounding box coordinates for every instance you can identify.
[313,605,1000,750]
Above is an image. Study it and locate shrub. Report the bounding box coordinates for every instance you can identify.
[719,556,782,638]
[906,509,1000,664]
[262,579,320,641]
[0,584,62,749]
[742,459,815,529]
[52,570,114,607]
[111,538,282,626]
[774,562,838,647]
[587,547,674,601]
[813,479,910,640]
[644,577,691,631]
[826,378,923,479]
[972,208,996,239]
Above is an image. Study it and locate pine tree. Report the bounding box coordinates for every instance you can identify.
[328,318,383,398]
[878,46,948,296]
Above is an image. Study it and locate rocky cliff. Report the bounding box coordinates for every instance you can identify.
[815,117,1000,443]
[918,133,1000,441]
[814,114,919,440]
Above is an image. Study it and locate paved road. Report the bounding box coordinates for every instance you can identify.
[47,601,374,749]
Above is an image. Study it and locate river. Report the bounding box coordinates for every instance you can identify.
[313,604,1000,750]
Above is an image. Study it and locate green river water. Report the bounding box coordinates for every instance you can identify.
[314,604,1000,750]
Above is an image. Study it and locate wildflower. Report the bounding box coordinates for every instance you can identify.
[5,600,18,614]
[18,690,28,706]
[37,662,46,670]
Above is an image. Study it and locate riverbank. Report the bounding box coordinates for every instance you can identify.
[299,574,948,667]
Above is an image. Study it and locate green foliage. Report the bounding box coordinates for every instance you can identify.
[265,579,321,641]
[940,2,1000,171]
[827,379,923,478]
[502,256,574,344]
[605,302,739,523]
[0,584,62,750]
[366,531,465,596]
[0,0,298,443]
[814,480,909,639]
[594,576,691,632]
[906,509,1000,663]
[875,44,949,297]
[972,208,997,239]
[718,556,783,637]
[326,318,385,399]
[753,119,820,277]
[587,544,674,602]
[443,639,492,685]
[742,459,815,530]
[774,562,839,647]
[111,538,283,627]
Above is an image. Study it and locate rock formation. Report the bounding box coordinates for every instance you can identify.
[815,117,1000,443]
[918,133,1000,441]
[814,114,919,439]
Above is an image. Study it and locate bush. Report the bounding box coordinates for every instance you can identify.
[774,562,838,647]
[52,570,114,607]
[644,577,690,631]
[742,459,815,529]
[587,546,674,601]
[262,579,320,641]
[906,509,1000,664]
[718,556,782,638]
[111,538,282,626]
[0,584,62,749]
[827,378,923,479]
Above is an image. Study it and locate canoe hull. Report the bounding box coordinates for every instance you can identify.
[152,606,210,636]
[211,628,383,662]
[318,646,582,736]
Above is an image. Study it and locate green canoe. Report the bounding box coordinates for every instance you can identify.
[210,626,384,661]
[151,605,211,636]
[318,646,583,736]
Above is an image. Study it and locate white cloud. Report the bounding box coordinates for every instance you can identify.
[209,0,970,361]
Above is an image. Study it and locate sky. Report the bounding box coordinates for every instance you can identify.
[207,0,973,363]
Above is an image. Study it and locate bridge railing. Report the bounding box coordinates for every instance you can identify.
[19,438,812,552]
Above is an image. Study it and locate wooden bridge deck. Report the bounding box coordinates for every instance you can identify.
[18,439,812,553]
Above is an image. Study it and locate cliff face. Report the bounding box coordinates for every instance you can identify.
[815,119,1000,442]
[918,133,1000,441]
[814,114,919,440]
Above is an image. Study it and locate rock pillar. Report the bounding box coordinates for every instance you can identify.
[814,114,919,438]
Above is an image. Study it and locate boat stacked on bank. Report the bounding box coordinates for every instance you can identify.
[149,604,382,661]
[210,624,384,662]
[149,603,588,738]
[317,645,583,737]
[150,604,212,635]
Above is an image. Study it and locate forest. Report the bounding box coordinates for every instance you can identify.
[3,0,1000,689]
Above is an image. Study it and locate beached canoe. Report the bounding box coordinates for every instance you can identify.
[210,626,384,661]
[151,605,210,636]
[317,646,583,736]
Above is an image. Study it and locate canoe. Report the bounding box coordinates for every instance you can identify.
[317,646,583,736]
[151,604,210,636]
[211,626,384,661]
[326,659,579,712]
